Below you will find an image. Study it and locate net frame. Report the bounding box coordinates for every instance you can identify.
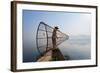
[36,21,69,55]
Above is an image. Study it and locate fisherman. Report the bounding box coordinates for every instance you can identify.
[52,26,59,49]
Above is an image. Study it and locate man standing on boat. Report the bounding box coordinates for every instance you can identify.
[52,26,59,49]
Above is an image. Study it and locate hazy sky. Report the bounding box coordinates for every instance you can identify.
[23,10,91,36]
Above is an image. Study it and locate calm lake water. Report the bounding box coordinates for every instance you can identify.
[23,35,91,62]
[59,35,91,60]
